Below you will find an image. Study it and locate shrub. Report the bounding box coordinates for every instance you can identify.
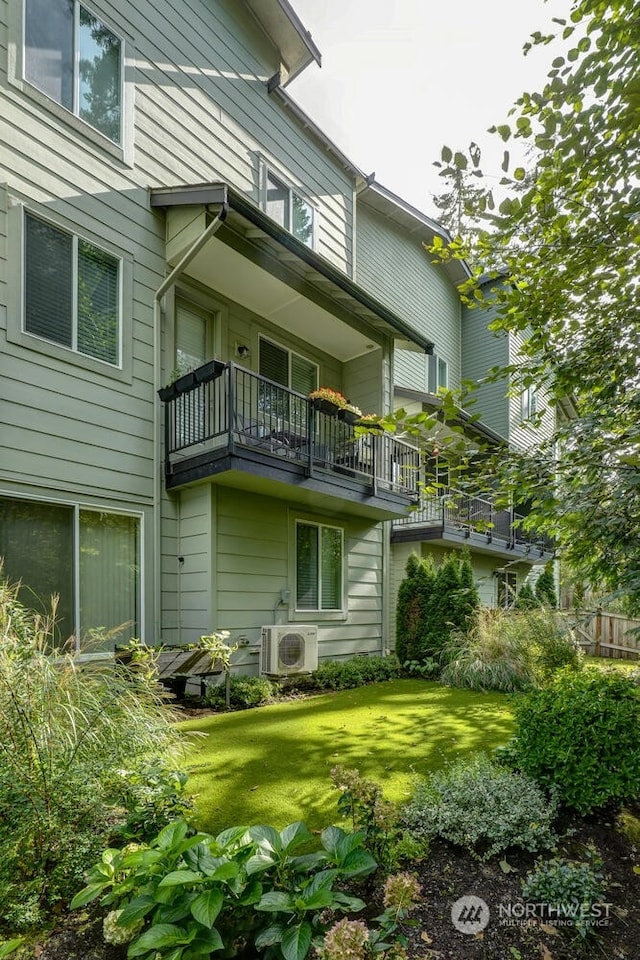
[311,655,400,691]
[395,554,434,665]
[514,581,538,610]
[535,566,558,608]
[111,764,194,842]
[522,851,605,938]
[441,608,582,692]
[440,609,538,692]
[534,623,583,680]
[396,553,480,667]
[506,668,640,812]
[0,577,183,926]
[402,753,557,860]
[330,765,428,870]
[72,817,379,960]
[204,674,278,710]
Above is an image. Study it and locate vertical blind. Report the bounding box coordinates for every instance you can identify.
[79,511,139,649]
[0,497,139,649]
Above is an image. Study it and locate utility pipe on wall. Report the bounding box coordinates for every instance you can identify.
[151,202,228,640]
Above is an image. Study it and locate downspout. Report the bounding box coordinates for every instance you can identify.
[152,202,228,640]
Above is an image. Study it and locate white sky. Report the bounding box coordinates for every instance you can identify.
[289,0,571,215]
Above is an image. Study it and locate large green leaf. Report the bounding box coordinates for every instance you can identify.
[281,922,312,960]
[127,924,191,957]
[70,882,106,909]
[254,924,285,949]
[156,821,190,850]
[182,927,224,958]
[255,890,295,913]
[279,821,313,852]
[117,895,157,925]
[190,889,224,927]
[158,870,204,888]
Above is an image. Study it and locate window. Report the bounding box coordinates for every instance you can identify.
[265,171,315,247]
[259,338,317,395]
[0,497,140,649]
[296,521,343,611]
[24,212,120,366]
[427,353,448,393]
[522,385,538,421]
[175,301,210,375]
[25,0,122,143]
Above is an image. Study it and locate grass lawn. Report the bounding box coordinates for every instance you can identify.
[178,679,514,835]
[584,654,639,670]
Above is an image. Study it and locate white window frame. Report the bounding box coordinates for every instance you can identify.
[8,0,134,164]
[23,209,123,368]
[293,518,346,616]
[427,353,449,393]
[260,165,317,249]
[521,384,538,421]
[0,491,144,652]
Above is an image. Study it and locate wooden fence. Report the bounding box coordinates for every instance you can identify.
[571,610,640,660]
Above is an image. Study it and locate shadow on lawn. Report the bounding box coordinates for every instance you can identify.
[178,679,515,834]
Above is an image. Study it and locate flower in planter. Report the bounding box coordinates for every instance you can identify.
[308,387,348,408]
[342,401,363,416]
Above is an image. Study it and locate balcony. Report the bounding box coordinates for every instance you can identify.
[158,362,420,520]
[392,489,554,561]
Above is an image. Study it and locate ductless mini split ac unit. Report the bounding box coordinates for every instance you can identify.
[260,624,318,676]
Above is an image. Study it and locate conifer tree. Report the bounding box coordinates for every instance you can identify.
[514,581,538,611]
[535,566,558,608]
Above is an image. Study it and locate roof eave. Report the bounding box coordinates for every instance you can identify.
[244,0,321,84]
[150,182,434,355]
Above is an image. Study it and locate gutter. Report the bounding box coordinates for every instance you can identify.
[226,187,435,355]
[151,182,434,354]
[151,201,229,640]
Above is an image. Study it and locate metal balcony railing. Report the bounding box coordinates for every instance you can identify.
[159,361,420,500]
[394,488,554,556]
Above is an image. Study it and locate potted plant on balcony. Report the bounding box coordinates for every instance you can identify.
[355,412,384,432]
[308,387,347,416]
[337,401,363,426]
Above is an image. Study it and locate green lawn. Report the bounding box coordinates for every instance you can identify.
[178,679,514,834]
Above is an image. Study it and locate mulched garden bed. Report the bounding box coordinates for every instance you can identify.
[24,805,639,960]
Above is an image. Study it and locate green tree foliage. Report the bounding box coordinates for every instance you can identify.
[535,566,558,608]
[431,0,640,610]
[426,554,462,655]
[506,668,640,813]
[395,554,434,664]
[396,553,480,665]
[458,552,481,624]
[514,581,538,611]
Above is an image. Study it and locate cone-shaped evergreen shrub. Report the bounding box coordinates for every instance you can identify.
[514,581,539,610]
[397,552,480,665]
[395,554,435,664]
[535,566,558,608]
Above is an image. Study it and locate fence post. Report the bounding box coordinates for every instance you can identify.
[594,607,602,658]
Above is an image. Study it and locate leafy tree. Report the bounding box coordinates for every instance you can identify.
[429,0,640,611]
[431,142,493,241]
